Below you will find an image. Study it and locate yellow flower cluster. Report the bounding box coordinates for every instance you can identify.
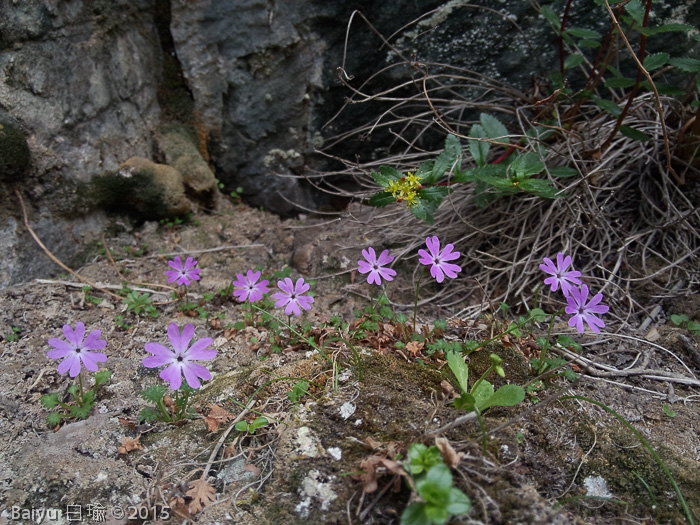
[387,172,422,208]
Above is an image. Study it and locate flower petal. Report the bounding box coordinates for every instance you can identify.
[47,339,73,358]
[160,364,183,391]
[186,338,216,360]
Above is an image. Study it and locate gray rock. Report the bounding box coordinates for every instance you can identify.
[0,112,31,182]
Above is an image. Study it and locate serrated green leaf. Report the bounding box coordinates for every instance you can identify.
[287,380,309,403]
[466,164,508,184]
[528,308,548,323]
[480,114,509,141]
[619,125,652,141]
[410,198,438,225]
[367,191,395,208]
[479,384,526,410]
[47,412,62,427]
[508,152,545,179]
[446,351,469,394]
[371,166,403,187]
[93,370,112,386]
[644,53,669,71]
[71,404,92,420]
[669,57,700,73]
[140,385,167,404]
[138,407,162,423]
[41,394,60,409]
[604,77,636,89]
[468,123,489,167]
[594,98,622,117]
[418,186,450,202]
[564,54,584,70]
[548,166,579,178]
[625,0,644,25]
[540,5,560,29]
[430,134,462,183]
[565,27,601,39]
[517,179,561,198]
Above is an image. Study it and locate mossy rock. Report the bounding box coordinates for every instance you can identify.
[0,112,31,182]
[90,157,192,220]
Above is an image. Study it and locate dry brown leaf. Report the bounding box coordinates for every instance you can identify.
[168,497,192,521]
[406,340,425,357]
[435,436,464,469]
[204,403,233,433]
[244,462,261,477]
[364,437,383,451]
[186,479,216,514]
[117,435,142,455]
[356,456,408,493]
[118,417,136,430]
[441,380,457,400]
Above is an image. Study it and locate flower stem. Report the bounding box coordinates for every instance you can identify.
[538,308,565,374]
[412,273,423,333]
[76,373,86,407]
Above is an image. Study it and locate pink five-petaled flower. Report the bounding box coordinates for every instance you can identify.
[143,323,216,390]
[232,270,270,303]
[47,322,107,377]
[165,256,201,287]
[418,236,462,283]
[565,285,609,334]
[358,247,397,286]
[540,253,582,298]
[272,277,314,317]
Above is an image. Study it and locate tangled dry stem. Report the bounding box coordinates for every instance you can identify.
[303,15,700,325]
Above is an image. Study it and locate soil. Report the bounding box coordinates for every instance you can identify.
[1,199,699,525]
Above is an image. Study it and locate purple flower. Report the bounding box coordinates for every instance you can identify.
[358,247,397,286]
[165,256,201,287]
[272,277,314,317]
[143,323,216,390]
[539,253,582,297]
[47,322,107,377]
[565,285,609,334]
[232,270,270,303]
[418,236,462,283]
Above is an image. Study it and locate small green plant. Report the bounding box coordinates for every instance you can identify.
[235,417,269,434]
[670,314,700,335]
[5,326,21,342]
[401,443,471,525]
[123,291,158,318]
[287,380,309,404]
[139,384,196,423]
[42,370,112,426]
[114,315,132,331]
[81,286,102,306]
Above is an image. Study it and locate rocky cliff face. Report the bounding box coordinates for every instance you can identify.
[1,0,697,287]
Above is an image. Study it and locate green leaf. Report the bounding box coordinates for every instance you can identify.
[624,0,644,25]
[479,384,526,410]
[472,380,495,410]
[528,308,548,323]
[669,57,700,73]
[564,54,584,70]
[416,464,452,503]
[140,385,167,404]
[430,134,462,183]
[670,314,689,326]
[454,392,476,412]
[249,417,268,431]
[235,421,250,432]
[70,404,92,420]
[540,5,560,29]
[467,124,489,167]
[41,394,60,409]
[138,407,162,423]
[565,27,601,39]
[424,503,449,524]
[687,321,700,334]
[594,98,622,117]
[640,23,697,36]
[644,82,685,96]
[604,77,636,89]
[367,191,395,208]
[419,186,450,202]
[371,166,403,187]
[578,39,601,49]
[287,380,309,403]
[401,503,429,525]
[517,179,562,198]
[556,334,582,352]
[619,126,652,141]
[644,53,669,71]
[410,198,438,225]
[408,444,443,475]
[93,370,112,386]
[480,114,509,141]
[446,351,469,394]
[548,166,579,178]
[446,487,472,515]
[47,412,62,427]
[508,152,545,179]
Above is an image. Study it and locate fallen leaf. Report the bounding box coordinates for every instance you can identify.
[186,479,216,514]
[168,497,192,521]
[406,341,424,357]
[244,463,261,477]
[118,417,136,430]
[118,435,142,455]
[204,404,233,433]
[435,436,464,468]
[355,456,408,493]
